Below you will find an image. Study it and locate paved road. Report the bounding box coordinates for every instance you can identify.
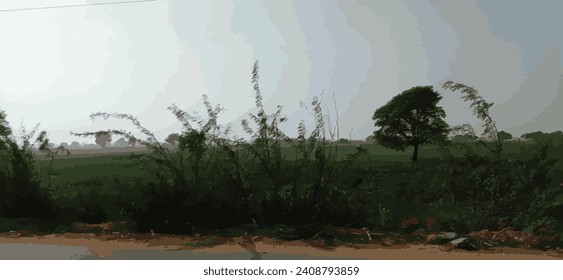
[0,244,92,260]
[0,244,361,260]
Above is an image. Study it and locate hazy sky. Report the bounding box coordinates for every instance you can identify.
[0,0,562,144]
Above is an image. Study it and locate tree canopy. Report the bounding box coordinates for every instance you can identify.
[113,137,128,147]
[69,141,81,149]
[372,86,449,162]
[165,133,180,148]
[497,131,513,142]
[94,132,112,148]
[522,131,563,145]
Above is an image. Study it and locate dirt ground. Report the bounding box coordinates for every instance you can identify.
[0,231,560,260]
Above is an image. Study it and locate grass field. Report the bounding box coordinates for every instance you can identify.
[35,141,555,187]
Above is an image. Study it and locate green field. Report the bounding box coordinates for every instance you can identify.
[10,140,554,246]
[36,141,552,187]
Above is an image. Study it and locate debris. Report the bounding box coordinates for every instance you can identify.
[440,232,457,239]
[450,237,478,251]
[427,232,457,244]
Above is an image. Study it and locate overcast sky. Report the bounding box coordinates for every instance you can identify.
[0,0,562,144]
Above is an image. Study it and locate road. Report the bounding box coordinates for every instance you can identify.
[0,234,560,260]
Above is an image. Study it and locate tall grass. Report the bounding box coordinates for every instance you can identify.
[442,81,560,233]
[0,113,56,220]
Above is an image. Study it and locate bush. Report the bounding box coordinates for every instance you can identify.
[0,118,56,220]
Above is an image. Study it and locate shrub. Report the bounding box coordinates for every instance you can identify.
[0,113,56,220]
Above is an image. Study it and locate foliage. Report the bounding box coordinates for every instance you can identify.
[0,109,11,138]
[441,81,504,229]
[36,131,70,188]
[372,86,449,162]
[522,131,563,145]
[165,133,180,148]
[241,61,290,193]
[451,135,475,143]
[73,112,188,190]
[0,110,56,219]
[442,81,501,156]
[440,81,562,232]
[113,137,128,147]
[94,132,112,148]
[70,141,81,149]
[497,131,513,142]
[71,96,224,193]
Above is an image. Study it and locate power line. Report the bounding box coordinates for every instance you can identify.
[0,0,157,13]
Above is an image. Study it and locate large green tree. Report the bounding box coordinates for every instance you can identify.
[372,86,449,162]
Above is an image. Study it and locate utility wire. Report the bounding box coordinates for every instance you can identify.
[0,0,156,13]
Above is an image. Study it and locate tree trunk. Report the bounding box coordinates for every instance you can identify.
[411,143,419,163]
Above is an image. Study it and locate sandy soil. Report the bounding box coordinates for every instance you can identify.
[0,232,560,260]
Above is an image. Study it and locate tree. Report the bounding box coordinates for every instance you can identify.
[0,108,11,138]
[128,136,137,148]
[452,135,474,143]
[165,133,180,148]
[113,137,127,147]
[69,141,81,149]
[522,131,563,145]
[497,131,512,142]
[372,86,449,162]
[94,132,112,148]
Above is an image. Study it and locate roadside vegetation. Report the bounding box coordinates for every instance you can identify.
[0,62,561,251]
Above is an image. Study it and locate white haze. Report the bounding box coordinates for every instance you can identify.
[0,0,561,144]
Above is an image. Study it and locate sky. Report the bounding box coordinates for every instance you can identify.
[0,0,562,145]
